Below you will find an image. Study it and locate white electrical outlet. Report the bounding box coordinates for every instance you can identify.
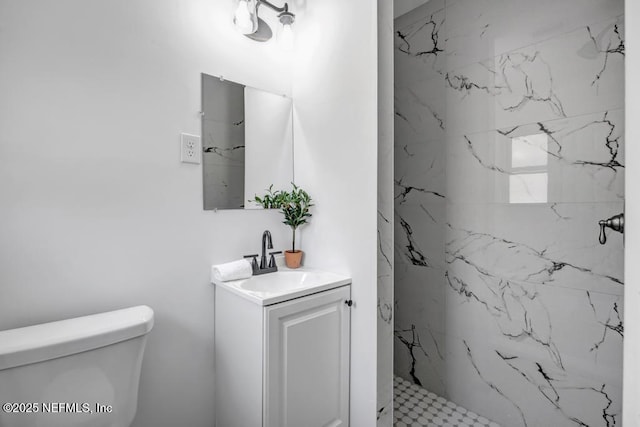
[180,133,202,164]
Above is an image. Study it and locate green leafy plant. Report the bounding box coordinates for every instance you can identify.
[252,183,313,252]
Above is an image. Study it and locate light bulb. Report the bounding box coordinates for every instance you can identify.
[277,22,293,51]
[234,0,256,35]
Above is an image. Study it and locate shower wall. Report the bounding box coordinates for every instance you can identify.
[393,0,625,426]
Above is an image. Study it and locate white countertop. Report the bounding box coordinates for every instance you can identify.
[211,267,351,306]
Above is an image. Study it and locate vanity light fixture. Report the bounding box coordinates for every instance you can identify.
[233,0,295,47]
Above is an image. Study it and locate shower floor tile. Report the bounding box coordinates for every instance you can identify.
[393,376,501,427]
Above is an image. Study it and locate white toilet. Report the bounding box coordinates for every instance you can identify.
[0,305,154,427]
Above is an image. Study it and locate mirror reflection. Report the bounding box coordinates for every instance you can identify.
[201,73,294,210]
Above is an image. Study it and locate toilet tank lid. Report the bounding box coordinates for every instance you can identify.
[0,305,154,371]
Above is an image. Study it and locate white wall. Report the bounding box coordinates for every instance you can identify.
[624,1,639,425]
[0,1,292,426]
[291,0,380,425]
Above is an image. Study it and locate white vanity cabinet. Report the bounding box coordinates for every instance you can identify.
[213,269,351,427]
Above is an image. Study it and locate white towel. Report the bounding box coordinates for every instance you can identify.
[211,259,253,282]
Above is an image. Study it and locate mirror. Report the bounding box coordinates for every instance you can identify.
[201,73,294,210]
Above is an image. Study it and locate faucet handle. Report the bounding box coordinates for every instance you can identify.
[243,254,259,273]
[598,213,624,245]
[268,251,282,268]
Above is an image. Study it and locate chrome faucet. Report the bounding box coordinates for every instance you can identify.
[598,213,624,245]
[243,230,281,275]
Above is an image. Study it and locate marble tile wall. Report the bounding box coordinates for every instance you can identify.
[393,1,624,426]
[378,0,395,424]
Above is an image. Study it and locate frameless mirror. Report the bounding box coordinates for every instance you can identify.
[201,73,294,210]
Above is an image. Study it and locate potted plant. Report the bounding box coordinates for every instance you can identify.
[253,184,313,268]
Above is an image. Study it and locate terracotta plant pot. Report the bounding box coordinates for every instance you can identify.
[284,250,303,269]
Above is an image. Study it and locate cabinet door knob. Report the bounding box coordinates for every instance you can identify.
[344,300,353,307]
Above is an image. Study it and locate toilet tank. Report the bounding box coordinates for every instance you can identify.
[0,305,154,427]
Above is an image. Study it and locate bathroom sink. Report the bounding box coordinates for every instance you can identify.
[211,268,351,306]
[238,271,311,293]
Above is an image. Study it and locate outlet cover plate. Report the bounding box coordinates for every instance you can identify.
[181,133,202,164]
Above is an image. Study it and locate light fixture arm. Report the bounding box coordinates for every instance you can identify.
[257,0,288,14]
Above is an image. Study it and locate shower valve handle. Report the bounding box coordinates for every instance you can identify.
[598,213,624,245]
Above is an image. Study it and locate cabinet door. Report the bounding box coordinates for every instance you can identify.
[264,286,351,427]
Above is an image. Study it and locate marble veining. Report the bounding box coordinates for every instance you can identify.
[396,15,444,59]
[587,22,625,87]
[395,325,430,387]
[395,177,445,204]
[443,16,624,136]
[587,291,624,352]
[379,8,395,420]
[395,6,444,59]
[379,146,395,425]
[445,69,492,95]
[446,225,623,290]
[394,1,624,426]
[394,1,446,84]
[203,144,244,158]
[464,341,529,426]
[396,212,431,268]
[495,352,617,427]
[449,109,624,203]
